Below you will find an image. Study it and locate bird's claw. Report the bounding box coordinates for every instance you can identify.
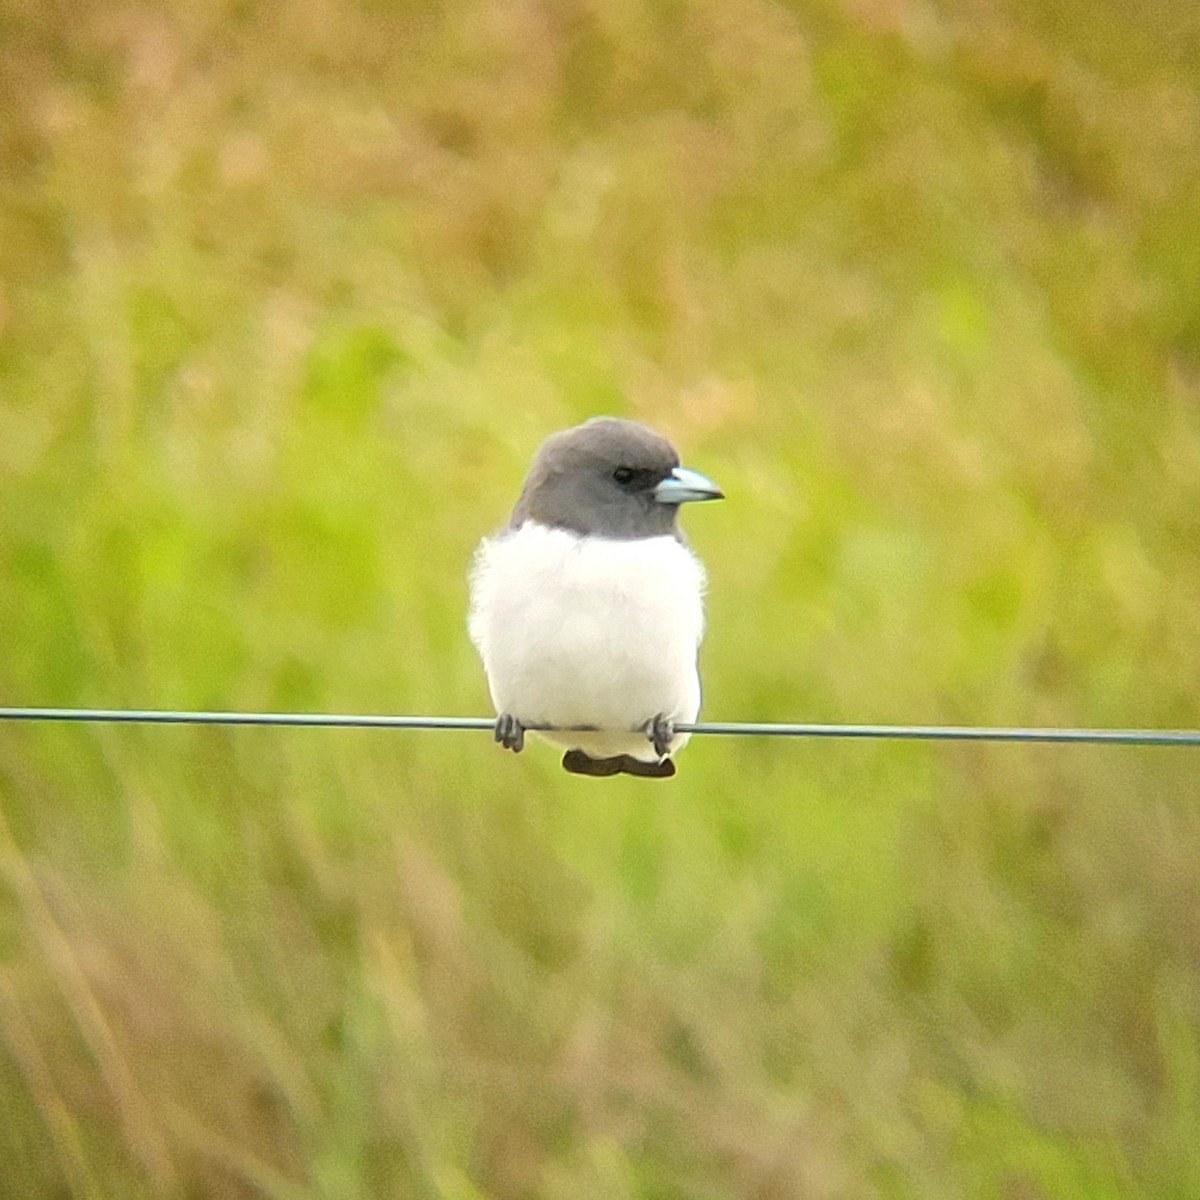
[644,713,674,758]
[495,713,525,752]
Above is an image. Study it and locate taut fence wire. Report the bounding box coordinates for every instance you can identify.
[1,708,1198,746]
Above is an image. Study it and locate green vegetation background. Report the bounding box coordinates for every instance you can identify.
[2,0,1199,1196]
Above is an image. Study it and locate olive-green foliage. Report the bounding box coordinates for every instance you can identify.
[2,0,1198,1196]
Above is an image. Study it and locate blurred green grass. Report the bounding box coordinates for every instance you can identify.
[2,0,1199,1196]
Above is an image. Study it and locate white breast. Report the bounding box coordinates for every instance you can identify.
[468,522,706,760]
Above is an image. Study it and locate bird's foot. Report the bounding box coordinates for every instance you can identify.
[495,712,525,752]
[643,713,675,758]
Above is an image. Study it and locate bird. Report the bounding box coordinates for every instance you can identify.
[468,416,723,778]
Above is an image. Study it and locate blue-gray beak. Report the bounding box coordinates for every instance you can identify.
[653,465,724,505]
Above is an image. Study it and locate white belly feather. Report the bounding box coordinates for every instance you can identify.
[468,522,705,760]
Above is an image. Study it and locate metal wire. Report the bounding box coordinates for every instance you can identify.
[1,707,1198,745]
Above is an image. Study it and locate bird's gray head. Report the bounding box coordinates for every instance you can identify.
[509,417,723,539]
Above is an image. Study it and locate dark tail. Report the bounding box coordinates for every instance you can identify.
[562,749,676,779]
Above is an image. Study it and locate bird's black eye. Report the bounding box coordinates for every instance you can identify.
[612,467,635,486]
